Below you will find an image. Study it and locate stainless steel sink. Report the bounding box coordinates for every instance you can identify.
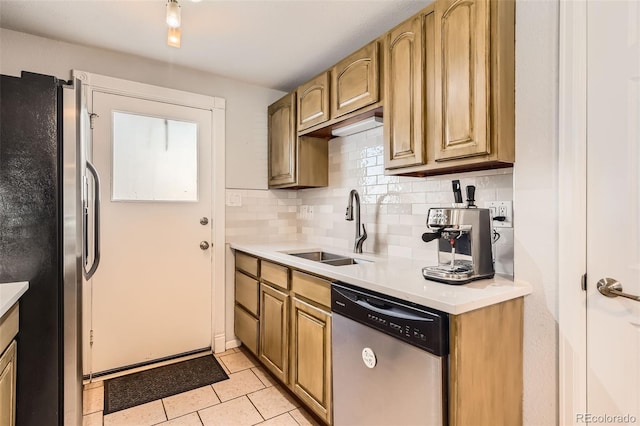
[322,257,371,266]
[287,250,372,266]
[288,251,345,262]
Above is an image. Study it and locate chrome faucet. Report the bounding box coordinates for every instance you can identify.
[346,189,367,253]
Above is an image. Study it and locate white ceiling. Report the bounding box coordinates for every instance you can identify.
[0,0,433,92]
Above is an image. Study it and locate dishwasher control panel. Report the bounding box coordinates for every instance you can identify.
[332,282,449,356]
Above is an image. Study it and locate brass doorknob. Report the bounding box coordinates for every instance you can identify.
[200,241,210,250]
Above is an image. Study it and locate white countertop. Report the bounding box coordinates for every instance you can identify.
[230,241,531,315]
[0,281,28,318]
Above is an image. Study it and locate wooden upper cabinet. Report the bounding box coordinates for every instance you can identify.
[331,41,380,119]
[383,14,428,169]
[297,72,330,131]
[268,93,296,187]
[434,0,490,161]
[268,92,329,189]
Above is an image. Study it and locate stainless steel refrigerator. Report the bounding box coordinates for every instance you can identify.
[0,71,98,425]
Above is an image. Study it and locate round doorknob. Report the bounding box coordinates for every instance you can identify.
[200,241,210,250]
[200,217,209,225]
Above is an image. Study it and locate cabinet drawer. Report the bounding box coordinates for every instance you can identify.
[261,261,289,290]
[235,271,259,316]
[291,271,331,308]
[0,304,18,356]
[236,252,259,278]
[234,305,259,355]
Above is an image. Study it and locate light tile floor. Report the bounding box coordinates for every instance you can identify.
[82,347,321,426]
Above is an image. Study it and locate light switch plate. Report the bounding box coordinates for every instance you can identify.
[225,192,242,207]
[484,201,513,228]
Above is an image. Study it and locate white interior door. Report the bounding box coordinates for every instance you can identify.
[87,90,213,375]
[587,0,640,420]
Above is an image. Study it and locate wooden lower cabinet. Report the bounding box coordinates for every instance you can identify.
[259,283,290,384]
[449,297,524,425]
[0,341,17,426]
[233,252,523,425]
[290,297,332,424]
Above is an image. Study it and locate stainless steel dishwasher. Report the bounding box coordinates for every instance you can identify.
[331,282,448,426]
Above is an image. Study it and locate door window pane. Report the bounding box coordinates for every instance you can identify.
[112,112,198,201]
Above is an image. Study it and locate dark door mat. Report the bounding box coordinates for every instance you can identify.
[104,355,229,414]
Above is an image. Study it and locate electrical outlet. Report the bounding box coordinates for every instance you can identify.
[300,205,308,219]
[484,201,513,228]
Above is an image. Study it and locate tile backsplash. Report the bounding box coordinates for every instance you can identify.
[226,126,514,275]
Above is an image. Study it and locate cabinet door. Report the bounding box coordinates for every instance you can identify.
[383,14,426,169]
[0,341,17,426]
[331,41,380,118]
[290,297,332,424]
[259,283,289,383]
[268,92,297,187]
[297,72,330,131]
[434,0,490,161]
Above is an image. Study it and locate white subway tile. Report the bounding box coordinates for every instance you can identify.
[388,245,413,259]
[388,182,412,192]
[387,204,413,215]
[399,192,427,204]
[377,174,400,185]
[366,146,384,158]
[365,185,388,195]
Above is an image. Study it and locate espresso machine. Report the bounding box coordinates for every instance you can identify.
[421,182,495,284]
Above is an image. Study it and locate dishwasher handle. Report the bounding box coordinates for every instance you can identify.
[357,297,435,322]
[333,285,436,322]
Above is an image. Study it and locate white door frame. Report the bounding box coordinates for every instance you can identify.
[558,1,588,424]
[73,70,228,355]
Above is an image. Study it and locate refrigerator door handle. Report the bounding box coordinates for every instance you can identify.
[83,160,101,280]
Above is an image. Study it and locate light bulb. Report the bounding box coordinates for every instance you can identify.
[167,27,181,48]
[166,0,181,28]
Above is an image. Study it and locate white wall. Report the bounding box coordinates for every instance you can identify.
[514,0,559,424]
[0,28,284,190]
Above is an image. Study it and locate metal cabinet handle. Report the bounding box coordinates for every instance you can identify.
[200,241,210,250]
[597,278,640,302]
[83,161,101,280]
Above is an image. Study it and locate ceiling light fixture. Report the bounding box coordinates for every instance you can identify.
[166,0,181,28]
[167,27,181,48]
[166,0,181,48]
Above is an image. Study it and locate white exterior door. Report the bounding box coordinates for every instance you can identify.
[586,0,640,421]
[86,90,213,375]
